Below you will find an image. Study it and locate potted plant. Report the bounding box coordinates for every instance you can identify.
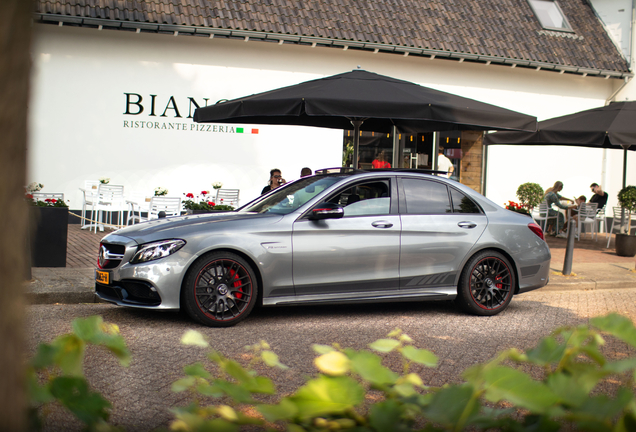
[26,183,69,267]
[182,191,235,214]
[504,200,530,216]
[516,182,544,212]
[615,185,636,257]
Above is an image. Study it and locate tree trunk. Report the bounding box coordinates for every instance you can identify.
[0,0,32,430]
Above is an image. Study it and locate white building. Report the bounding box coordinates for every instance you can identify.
[30,0,636,215]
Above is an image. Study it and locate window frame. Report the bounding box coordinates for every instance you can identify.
[527,0,573,32]
[397,176,484,216]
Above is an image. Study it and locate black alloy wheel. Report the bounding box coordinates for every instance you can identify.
[456,251,515,316]
[182,252,258,327]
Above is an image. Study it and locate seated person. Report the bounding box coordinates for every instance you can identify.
[589,183,608,210]
[543,181,576,237]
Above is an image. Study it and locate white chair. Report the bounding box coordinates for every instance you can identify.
[80,181,100,229]
[215,189,240,207]
[132,196,182,223]
[125,192,151,225]
[607,207,632,248]
[575,202,598,241]
[31,192,64,204]
[595,207,607,234]
[532,201,558,234]
[89,184,125,232]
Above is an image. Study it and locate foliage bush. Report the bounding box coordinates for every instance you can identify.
[618,186,636,234]
[516,182,544,209]
[29,313,636,431]
[618,186,636,212]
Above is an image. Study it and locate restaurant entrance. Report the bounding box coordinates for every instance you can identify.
[343,129,485,194]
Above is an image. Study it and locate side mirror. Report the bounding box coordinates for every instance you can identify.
[308,203,345,220]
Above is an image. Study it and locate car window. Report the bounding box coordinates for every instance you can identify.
[242,176,343,214]
[450,188,482,214]
[402,178,451,214]
[324,180,391,217]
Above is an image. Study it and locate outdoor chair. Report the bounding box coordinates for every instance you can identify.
[125,192,151,225]
[79,181,100,229]
[132,196,182,223]
[575,202,598,241]
[607,207,632,248]
[89,184,125,233]
[532,201,558,234]
[215,189,240,207]
[595,207,607,234]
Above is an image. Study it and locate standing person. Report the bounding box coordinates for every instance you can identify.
[589,183,608,210]
[300,167,312,177]
[261,169,286,195]
[371,150,391,169]
[543,181,576,237]
[436,146,454,178]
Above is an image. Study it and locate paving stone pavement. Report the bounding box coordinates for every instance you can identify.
[26,288,636,431]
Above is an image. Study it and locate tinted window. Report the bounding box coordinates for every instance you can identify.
[242,176,343,214]
[324,180,391,217]
[403,179,450,214]
[450,188,481,214]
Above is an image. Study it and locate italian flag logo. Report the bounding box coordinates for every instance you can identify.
[236,128,259,134]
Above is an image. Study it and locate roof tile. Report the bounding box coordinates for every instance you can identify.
[34,0,629,72]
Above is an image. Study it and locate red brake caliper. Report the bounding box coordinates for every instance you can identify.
[229,268,243,299]
[495,275,503,289]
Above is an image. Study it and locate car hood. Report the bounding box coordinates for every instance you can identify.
[105,212,284,244]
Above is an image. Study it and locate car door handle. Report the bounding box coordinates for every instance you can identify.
[458,221,477,229]
[372,221,393,228]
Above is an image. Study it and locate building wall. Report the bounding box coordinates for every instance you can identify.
[29,24,632,213]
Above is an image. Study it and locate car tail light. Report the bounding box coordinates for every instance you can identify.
[528,223,545,241]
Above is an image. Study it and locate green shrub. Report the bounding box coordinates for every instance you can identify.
[27,316,130,431]
[618,186,636,213]
[516,182,544,209]
[29,314,636,431]
[173,314,636,432]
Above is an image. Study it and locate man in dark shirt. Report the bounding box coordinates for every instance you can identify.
[589,183,608,209]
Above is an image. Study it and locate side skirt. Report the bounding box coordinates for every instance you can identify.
[262,286,458,306]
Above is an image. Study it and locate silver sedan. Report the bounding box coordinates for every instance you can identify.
[95,169,550,327]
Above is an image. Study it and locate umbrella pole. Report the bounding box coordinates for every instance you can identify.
[351,120,363,170]
[623,147,628,189]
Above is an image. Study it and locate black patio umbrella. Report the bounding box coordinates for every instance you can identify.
[194,69,536,167]
[484,101,636,188]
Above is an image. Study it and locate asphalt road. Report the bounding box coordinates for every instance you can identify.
[27,287,636,431]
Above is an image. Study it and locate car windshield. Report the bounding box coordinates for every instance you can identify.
[241,175,345,214]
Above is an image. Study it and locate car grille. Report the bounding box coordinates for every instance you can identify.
[98,243,126,269]
[96,279,161,306]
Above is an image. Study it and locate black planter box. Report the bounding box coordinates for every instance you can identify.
[30,206,68,267]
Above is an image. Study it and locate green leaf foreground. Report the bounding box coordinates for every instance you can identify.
[28,314,636,431]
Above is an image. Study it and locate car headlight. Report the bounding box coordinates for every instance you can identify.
[131,239,186,264]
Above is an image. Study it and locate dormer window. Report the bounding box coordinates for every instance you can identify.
[528,0,573,32]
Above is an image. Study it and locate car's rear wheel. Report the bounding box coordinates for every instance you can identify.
[182,251,258,327]
[456,251,515,316]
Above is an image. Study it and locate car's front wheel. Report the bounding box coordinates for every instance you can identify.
[456,251,515,316]
[182,251,258,327]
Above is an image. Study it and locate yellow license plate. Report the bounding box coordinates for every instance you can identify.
[95,270,110,285]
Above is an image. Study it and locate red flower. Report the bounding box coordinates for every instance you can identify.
[208,202,215,206]
[51,199,57,203]
[186,193,194,199]
[201,191,209,196]
[26,194,33,199]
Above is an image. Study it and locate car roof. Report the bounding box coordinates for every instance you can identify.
[314,167,448,176]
